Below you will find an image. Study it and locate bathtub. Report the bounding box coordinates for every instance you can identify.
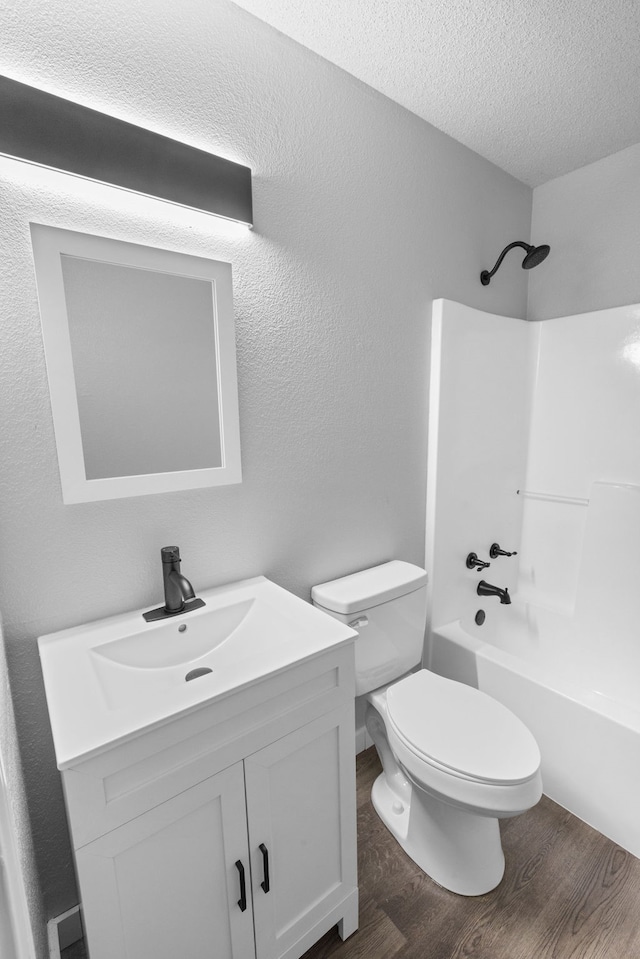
[429,602,640,859]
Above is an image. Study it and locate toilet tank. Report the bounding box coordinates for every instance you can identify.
[312,561,428,696]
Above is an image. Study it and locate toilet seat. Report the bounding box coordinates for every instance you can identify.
[385,670,540,785]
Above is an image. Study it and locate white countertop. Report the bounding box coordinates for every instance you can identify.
[38,576,356,769]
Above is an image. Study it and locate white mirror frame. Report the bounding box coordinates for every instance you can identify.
[30,224,242,503]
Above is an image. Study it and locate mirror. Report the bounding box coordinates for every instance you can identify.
[30,224,241,502]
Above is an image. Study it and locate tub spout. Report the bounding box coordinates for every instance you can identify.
[477,580,511,605]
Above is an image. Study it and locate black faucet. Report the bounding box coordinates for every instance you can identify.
[477,580,511,605]
[143,546,206,622]
[489,543,518,559]
[161,546,196,613]
[466,552,490,571]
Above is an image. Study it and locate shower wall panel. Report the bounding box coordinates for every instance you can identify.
[518,303,640,612]
[426,299,535,635]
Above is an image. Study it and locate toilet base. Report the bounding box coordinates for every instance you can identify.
[370,772,505,896]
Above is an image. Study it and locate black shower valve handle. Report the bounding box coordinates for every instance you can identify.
[466,552,490,571]
[489,543,518,559]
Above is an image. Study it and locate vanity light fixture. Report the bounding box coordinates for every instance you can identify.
[0,75,253,226]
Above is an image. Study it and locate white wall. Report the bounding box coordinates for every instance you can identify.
[1,626,39,958]
[528,142,640,321]
[0,0,531,941]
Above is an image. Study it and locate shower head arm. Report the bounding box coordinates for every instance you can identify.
[480,241,532,285]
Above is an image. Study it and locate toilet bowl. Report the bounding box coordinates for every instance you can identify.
[366,669,541,895]
[312,560,542,896]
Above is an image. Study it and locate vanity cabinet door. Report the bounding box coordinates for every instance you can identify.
[75,762,255,959]
[244,705,358,959]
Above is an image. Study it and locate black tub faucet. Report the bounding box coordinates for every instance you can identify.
[143,546,206,622]
[477,580,511,605]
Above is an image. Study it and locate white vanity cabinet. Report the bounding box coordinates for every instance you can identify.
[75,763,254,959]
[60,646,358,959]
[245,707,355,959]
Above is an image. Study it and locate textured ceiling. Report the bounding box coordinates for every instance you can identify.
[231,0,640,187]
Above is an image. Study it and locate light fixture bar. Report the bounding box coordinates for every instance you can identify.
[0,75,253,225]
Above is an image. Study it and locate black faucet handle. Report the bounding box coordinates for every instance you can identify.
[161,545,181,564]
[489,543,518,559]
[466,552,490,571]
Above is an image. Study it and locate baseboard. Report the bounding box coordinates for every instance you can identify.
[47,905,82,958]
[355,724,374,754]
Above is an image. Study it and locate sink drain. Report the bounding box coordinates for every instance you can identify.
[185,667,213,682]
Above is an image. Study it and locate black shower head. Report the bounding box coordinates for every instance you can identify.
[481,241,550,285]
[522,243,550,270]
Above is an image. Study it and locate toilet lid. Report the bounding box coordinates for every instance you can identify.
[386,671,540,785]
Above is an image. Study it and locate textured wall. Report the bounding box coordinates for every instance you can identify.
[0,0,530,941]
[1,625,42,958]
[528,142,640,319]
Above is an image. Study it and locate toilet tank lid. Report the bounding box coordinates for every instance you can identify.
[312,560,427,614]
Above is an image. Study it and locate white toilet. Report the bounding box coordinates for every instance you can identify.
[312,560,542,896]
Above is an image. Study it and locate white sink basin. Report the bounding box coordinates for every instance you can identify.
[38,576,356,769]
[92,598,255,669]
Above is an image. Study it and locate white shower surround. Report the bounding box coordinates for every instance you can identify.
[427,299,640,856]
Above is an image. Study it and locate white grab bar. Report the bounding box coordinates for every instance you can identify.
[516,489,589,507]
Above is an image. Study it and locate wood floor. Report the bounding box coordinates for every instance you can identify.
[302,747,640,959]
[62,746,640,959]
